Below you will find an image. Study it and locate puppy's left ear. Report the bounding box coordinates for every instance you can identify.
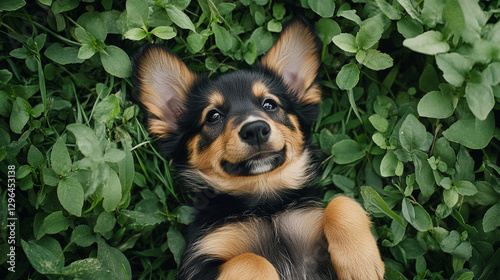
[261,19,322,104]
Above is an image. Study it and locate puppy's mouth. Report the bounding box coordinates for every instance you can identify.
[221,147,286,176]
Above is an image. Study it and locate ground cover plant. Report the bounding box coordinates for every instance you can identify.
[0,0,499,279]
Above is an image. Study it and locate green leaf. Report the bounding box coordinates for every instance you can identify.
[356,49,393,71]
[442,0,465,40]
[419,64,439,92]
[45,43,84,65]
[396,0,422,23]
[399,114,432,152]
[103,148,125,163]
[440,230,461,253]
[67,124,102,159]
[52,0,79,13]
[187,32,206,53]
[455,181,478,196]
[465,72,494,121]
[62,258,106,279]
[413,152,436,197]
[356,17,384,50]
[21,237,64,274]
[336,63,359,90]
[0,69,13,84]
[267,19,282,33]
[94,94,120,123]
[483,62,500,86]
[332,33,358,53]
[99,45,132,78]
[124,28,147,41]
[78,44,96,60]
[28,145,44,168]
[77,12,107,41]
[369,114,389,133]
[126,0,149,28]
[43,167,59,186]
[402,198,415,224]
[435,53,473,87]
[380,150,399,177]
[308,0,334,18]
[212,23,233,52]
[456,271,474,280]
[167,227,186,265]
[249,27,273,55]
[421,0,445,28]
[361,186,405,228]
[483,202,500,232]
[94,211,116,235]
[102,168,122,212]
[272,3,286,20]
[442,111,495,149]
[166,4,195,31]
[58,177,84,217]
[151,26,177,40]
[453,242,473,260]
[411,203,434,231]
[97,238,132,279]
[39,211,70,238]
[177,206,197,225]
[331,139,365,164]
[120,209,167,227]
[10,97,32,134]
[51,137,71,175]
[71,225,96,247]
[402,31,450,55]
[0,0,25,11]
[375,0,401,20]
[417,89,458,119]
[315,18,341,44]
[444,188,459,207]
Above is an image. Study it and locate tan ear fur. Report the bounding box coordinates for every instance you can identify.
[134,45,196,138]
[261,20,322,103]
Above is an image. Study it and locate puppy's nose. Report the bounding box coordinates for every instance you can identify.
[239,121,271,146]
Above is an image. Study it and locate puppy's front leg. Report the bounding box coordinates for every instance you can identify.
[217,253,280,280]
[323,196,385,279]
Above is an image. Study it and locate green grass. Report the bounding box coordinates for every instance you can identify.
[0,0,499,279]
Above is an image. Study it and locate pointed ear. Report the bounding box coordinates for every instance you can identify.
[133,44,196,138]
[261,19,322,104]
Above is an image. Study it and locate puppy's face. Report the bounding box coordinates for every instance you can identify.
[133,20,322,197]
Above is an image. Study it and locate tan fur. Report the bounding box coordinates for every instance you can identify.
[261,20,321,103]
[276,207,324,245]
[251,82,282,106]
[186,109,309,198]
[136,47,196,137]
[196,219,263,260]
[323,196,385,279]
[218,253,280,280]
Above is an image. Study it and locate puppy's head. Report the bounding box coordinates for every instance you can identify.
[133,19,322,198]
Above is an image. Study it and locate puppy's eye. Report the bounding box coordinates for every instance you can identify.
[262,99,278,111]
[206,109,223,123]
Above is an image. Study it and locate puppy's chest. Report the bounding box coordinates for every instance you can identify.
[196,206,335,279]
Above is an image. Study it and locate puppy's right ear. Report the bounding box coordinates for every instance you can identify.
[133,45,196,138]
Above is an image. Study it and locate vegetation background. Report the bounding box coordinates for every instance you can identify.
[0,0,499,279]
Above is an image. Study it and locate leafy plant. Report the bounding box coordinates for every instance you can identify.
[0,0,499,279]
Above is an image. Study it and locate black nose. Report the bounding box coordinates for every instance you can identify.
[239,121,271,146]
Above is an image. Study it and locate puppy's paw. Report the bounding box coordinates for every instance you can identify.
[323,196,385,279]
[330,247,384,280]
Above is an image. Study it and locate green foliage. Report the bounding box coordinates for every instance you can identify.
[0,0,499,279]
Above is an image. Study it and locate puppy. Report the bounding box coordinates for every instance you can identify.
[133,18,384,280]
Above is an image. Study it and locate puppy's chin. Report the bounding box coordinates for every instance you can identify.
[221,148,287,176]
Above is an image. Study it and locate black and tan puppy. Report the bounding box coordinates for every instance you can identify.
[133,19,384,280]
